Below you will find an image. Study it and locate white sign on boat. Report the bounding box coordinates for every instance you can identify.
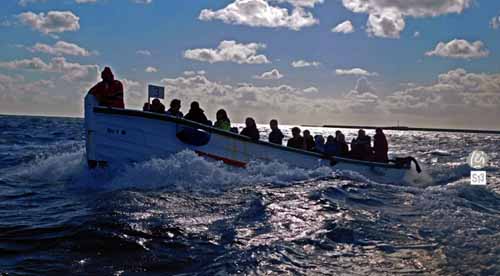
[148,85,165,99]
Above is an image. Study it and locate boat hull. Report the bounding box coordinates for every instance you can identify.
[84,95,412,183]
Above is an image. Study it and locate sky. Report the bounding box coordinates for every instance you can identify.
[0,0,499,129]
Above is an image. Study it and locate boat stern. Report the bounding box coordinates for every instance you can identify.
[84,94,101,168]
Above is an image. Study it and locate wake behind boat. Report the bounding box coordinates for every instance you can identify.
[84,93,421,183]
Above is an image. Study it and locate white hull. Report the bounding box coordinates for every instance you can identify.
[84,95,415,183]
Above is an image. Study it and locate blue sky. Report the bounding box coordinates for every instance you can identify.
[0,0,499,128]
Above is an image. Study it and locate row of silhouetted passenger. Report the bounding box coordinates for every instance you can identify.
[144,98,389,163]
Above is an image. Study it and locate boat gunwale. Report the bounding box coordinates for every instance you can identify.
[92,107,409,171]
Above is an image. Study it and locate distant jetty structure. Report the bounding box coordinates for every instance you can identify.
[302,124,500,135]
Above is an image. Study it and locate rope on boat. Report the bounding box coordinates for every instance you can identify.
[391,157,422,173]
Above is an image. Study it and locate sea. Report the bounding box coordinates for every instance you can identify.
[0,114,499,276]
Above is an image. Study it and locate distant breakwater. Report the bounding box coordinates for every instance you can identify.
[302,124,500,135]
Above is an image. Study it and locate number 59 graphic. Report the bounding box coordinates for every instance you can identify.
[470,171,487,186]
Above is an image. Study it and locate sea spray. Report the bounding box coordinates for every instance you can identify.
[109,150,336,192]
[2,146,86,183]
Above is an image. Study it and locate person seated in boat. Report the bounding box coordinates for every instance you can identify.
[287,127,304,149]
[240,117,259,141]
[303,130,315,151]
[323,135,338,156]
[335,131,349,157]
[314,135,325,153]
[373,128,389,163]
[88,67,124,108]
[142,102,150,111]
[268,119,284,145]
[185,101,210,125]
[214,109,231,131]
[150,98,165,114]
[166,99,183,117]
[350,129,372,160]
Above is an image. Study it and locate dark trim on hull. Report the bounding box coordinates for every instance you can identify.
[93,107,410,171]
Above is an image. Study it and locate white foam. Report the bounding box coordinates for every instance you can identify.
[8,142,491,194]
[336,169,381,185]
[4,147,86,184]
[109,150,336,192]
[404,163,435,188]
[428,149,452,156]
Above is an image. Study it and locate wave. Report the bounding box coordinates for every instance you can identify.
[404,157,499,189]
[4,142,494,194]
[109,150,336,192]
[3,148,337,193]
[427,149,452,156]
[2,146,86,184]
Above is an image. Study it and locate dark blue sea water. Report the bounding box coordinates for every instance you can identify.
[0,114,499,275]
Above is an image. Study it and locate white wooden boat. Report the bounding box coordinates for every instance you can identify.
[84,95,421,183]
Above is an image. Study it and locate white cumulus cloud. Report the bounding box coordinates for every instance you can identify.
[199,0,318,31]
[254,69,284,80]
[273,0,324,8]
[184,40,270,64]
[366,8,405,38]
[158,74,341,124]
[145,66,158,73]
[46,57,99,82]
[27,41,94,56]
[122,78,145,107]
[18,0,46,6]
[0,57,51,71]
[291,60,320,68]
[136,49,152,56]
[385,68,500,114]
[302,86,319,93]
[336,68,378,77]
[183,70,206,76]
[17,11,80,34]
[0,73,62,112]
[332,20,355,34]
[341,0,472,38]
[425,39,489,59]
[0,57,99,83]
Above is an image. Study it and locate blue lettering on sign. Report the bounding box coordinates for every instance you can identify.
[107,128,127,135]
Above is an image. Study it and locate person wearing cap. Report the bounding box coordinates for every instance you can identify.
[88,67,124,108]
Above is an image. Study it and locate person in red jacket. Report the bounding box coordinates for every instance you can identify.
[88,67,124,108]
[373,128,389,163]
